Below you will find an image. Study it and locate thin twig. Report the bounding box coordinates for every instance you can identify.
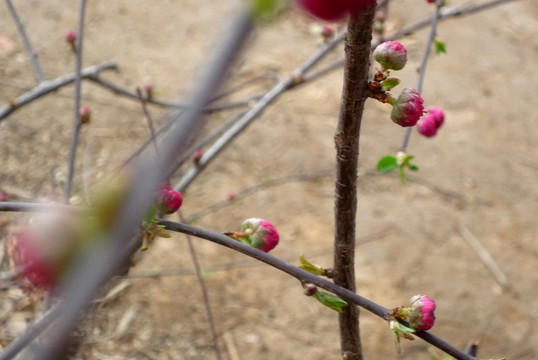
[179,212,222,360]
[136,88,160,155]
[64,0,88,203]
[87,75,263,112]
[399,0,442,152]
[459,223,509,289]
[0,61,117,121]
[332,6,377,360]
[5,0,44,83]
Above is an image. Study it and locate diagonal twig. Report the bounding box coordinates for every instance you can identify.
[5,0,44,83]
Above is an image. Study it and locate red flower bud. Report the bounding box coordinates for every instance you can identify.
[80,107,91,124]
[408,294,436,331]
[156,183,183,214]
[390,88,424,127]
[418,107,445,137]
[239,218,279,252]
[294,0,376,22]
[65,31,76,51]
[373,41,408,71]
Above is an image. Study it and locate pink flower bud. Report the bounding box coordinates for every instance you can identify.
[66,31,76,51]
[144,84,154,101]
[418,107,445,137]
[156,183,183,214]
[80,107,91,124]
[193,150,203,164]
[390,88,424,127]
[0,191,7,201]
[240,218,279,252]
[373,41,408,71]
[11,231,56,289]
[294,0,377,22]
[408,295,436,331]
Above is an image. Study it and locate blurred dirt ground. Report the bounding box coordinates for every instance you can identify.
[0,0,537,359]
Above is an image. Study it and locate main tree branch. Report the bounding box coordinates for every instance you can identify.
[333,6,376,360]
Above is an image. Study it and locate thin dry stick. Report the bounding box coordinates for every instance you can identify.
[0,61,117,121]
[136,88,160,155]
[459,223,509,289]
[332,6,376,360]
[399,0,442,152]
[180,212,223,360]
[5,0,44,83]
[64,0,88,203]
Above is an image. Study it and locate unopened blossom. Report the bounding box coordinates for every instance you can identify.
[390,88,424,127]
[294,0,377,22]
[0,191,7,201]
[408,294,436,331]
[418,107,445,137]
[156,183,183,214]
[239,218,279,252]
[373,41,408,71]
[11,231,56,289]
[66,31,76,51]
[80,107,91,124]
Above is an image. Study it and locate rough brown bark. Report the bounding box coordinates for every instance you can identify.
[333,7,376,360]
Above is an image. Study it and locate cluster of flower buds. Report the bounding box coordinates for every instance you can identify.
[155,183,183,215]
[392,294,437,331]
[294,0,377,22]
[228,218,279,253]
[418,107,445,137]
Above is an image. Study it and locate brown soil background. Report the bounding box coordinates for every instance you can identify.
[1,1,537,359]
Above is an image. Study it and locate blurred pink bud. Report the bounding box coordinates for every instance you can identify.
[408,294,436,331]
[294,0,376,22]
[240,218,279,252]
[80,107,91,124]
[144,84,154,101]
[227,192,237,201]
[11,231,56,289]
[193,150,203,164]
[373,41,408,71]
[156,183,183,214]
[66,31,76,50]
[418,107,445,137]
[390,88,424,127]
[0,191,7,201]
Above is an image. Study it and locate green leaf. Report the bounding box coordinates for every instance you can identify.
[250,0,281,20]
[314,290,348,312]
[381,77,400,90]
[398,166,407,184]
[433,38,446,54]
[377,155,398,173]
[299,254,325,276]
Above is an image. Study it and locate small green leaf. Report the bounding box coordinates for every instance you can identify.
[377,155,398,173]
[314,290,348,312]
[433,38,446,54]
[381,77,400,90]
[250,0,281,20]
[299,254,325,276]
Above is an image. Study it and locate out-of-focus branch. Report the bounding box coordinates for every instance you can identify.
[5,0,44,83]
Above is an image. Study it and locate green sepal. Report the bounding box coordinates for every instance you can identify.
[143,221,171,238]
[377,155,398,173]
[314,290,348,313]
[299,254,324,276]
